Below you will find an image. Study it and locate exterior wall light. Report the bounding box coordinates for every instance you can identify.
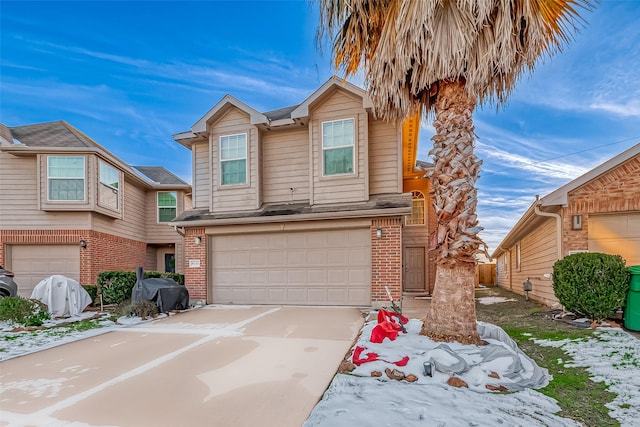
[79,239,87,249]
[376,228,382,239]
[194,236,202,246]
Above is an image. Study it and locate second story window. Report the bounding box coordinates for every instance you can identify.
[405,191,426,225]
[220,133,247,186]
[158,191,177,222]
[47,156,85,201]
[322,118,354,176]
[98,160,120,210]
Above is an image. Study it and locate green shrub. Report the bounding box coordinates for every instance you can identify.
[552,252,630,322]
[0,297,51,326]
[114,299,159,320]
[162,272,185,286]
[82,285,98,305]
[97,271,136,305]
[97,270,185,304]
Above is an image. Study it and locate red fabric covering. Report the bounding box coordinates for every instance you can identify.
[370,321,400,343]
[377,309,409,325]
[369,310,408,343]
[352,346,410,367]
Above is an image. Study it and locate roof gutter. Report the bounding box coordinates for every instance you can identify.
[533,195,563,260]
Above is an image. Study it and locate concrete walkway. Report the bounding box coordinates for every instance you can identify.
[0,306,364,427]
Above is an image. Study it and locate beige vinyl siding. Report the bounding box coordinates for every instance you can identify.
[145,190,186,243]
[496,252,510,289]
[210,108,260,213]
[310,89,368,205]
[369,119,401,195]
[91,176,147,241]
[0,152,92,229]
[509,218,559,306]
[192,142,209,209]
[262,128,310,203]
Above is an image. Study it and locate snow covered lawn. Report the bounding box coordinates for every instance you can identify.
[0,311,151,361]
[305,312,640,427]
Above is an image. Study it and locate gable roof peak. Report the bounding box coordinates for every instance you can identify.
[192,94,268,133]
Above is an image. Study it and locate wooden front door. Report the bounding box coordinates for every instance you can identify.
[403,246,426,292]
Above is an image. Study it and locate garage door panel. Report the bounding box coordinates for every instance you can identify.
[211,228,370,306]
[287,251,306,266]
[307,270,326,283]
[268,251,287,267]
[589,213,640,265]
[9,245,80,297]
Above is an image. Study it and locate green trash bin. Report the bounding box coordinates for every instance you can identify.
[625,266,640,331]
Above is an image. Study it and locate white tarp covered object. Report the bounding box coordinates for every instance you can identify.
[30,275,92,317]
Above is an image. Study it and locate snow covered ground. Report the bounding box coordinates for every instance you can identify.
[305,303,640,427]
[0,311,149,361]
[2,301,639,427]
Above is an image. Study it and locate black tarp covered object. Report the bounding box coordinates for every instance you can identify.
[131,266,189,312]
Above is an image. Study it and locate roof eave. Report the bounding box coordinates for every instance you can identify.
[171,206,411,228]
[191,95,268,134]
[540,143,640,207]
[290,76,372,119]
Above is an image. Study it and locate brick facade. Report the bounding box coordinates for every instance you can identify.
[371,217,403,305]
[563,156,640,254]
[0,229,147,285]
[183,227,207,301]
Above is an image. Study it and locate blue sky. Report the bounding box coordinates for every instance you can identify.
[2,0,639,254]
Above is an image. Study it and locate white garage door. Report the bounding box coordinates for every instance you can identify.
[210,228,370,306]
[9,245,80,297]
[589,213,640,265]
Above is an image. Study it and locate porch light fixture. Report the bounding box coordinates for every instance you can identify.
[194,236,202,246]
[376,228,382,239]
[79,239,87,249]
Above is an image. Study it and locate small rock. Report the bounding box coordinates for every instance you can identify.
[371,371,383,377]
[385,368,406,381]
[488,371,500,379]
[447,377,468,388]
[338,360,356,374]
[405,374,418,382]
[486,384,509,392]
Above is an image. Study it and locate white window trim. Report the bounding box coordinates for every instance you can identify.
[157,191,178,223]
[515,242,521,272]
[46,155,86,202]
[219,132,248,187]
[405,191,426,226]
[98,160,121,211]
[321,118,356,177]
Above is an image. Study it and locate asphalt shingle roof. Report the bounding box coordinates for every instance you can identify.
[133,166,189,186]
[8,121,97,148]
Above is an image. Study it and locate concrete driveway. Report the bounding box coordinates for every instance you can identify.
[0,306,364,427]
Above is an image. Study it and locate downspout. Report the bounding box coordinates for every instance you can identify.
[533,195,563,260]
[172,225,185,237]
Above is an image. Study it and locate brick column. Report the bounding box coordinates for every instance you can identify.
[371,217,402,307]
[184,227,207,302]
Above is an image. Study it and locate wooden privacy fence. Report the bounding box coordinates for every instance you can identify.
[475,263,496,287]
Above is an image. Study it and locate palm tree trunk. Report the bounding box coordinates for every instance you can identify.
[421,79,483,345]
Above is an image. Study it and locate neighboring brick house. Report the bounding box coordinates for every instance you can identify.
[0,121,191,296]
[172,77,436,306]
[492,143,640,306]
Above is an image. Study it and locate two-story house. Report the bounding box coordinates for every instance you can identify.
[172,77,436,307]
[0,120,191,296]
